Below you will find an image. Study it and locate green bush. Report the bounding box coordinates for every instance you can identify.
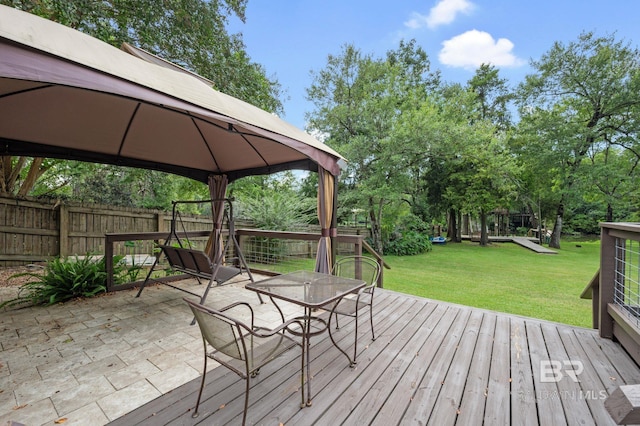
[1,254,126,308]
[384,230,432,256]
[383,214,433,256]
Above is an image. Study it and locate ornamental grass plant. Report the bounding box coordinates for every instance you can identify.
[0,253,128,308]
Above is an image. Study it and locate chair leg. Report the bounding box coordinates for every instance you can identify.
[192,356,208,418]
[242,376,250,426]
[369,305,376,341]
[353,314,359,364]
[300,334,306,408]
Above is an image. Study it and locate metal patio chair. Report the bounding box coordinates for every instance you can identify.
[321,255,381,362]
[184,298,304,425]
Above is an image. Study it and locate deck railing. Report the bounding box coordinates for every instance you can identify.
[593,223,640,365]
[104,228,386,292]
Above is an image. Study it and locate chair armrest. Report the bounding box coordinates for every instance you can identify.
[215,300,303,338]
[183,297,256,330]
[331,284,372,306]
[219,301,254,314]
[219,301,255,330]
[251,317,305,339]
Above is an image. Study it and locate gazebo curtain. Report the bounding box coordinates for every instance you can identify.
[315,167,336,273]
[205,174,228,262]
[202,170,337,273]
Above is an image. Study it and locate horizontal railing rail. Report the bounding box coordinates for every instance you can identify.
[104,230,211,292]
[104,228,387,292]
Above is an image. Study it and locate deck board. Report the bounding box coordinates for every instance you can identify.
[484,315,511,425]
[510,317,539,425]
[541,322,593,425]
[457,313,495,425]
[428,309,483,425]
[557,327,616,425]
[344,302,441,425]
[107,290,640,425]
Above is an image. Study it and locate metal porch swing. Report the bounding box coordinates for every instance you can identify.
[136,198,262,306]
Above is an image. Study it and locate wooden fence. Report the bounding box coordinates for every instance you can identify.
[0,196,368,267]
[0,196,207,267]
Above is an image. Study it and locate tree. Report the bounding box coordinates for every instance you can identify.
[462,65,515,244]
[0,0,284,199]
[428,84,517,246]
[578,146,640,223]
[306,41,438,253]
[468,64,513,132]
[516,32,640,248]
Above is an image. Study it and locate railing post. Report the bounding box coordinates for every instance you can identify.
[105,234,114,292]
[237,231,245,268]
[599,225,616,338]
[354,236,363,256]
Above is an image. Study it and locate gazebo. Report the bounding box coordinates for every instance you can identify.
[0,5,342,272]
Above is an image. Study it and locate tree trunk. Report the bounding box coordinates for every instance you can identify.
[368,197,383,254]
[447,208,458,242]
[527,202,538,229]
[549,201,563,249]
[606,202,613,222]
[480,209,489,246]
[456,210,462,242]
[462,214,470,236]
[17,157,45,197]
[0,156,46,197]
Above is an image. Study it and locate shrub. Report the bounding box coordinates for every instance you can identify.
[384,231,432,256]
[1,253,126,308]
[384,214,433,256]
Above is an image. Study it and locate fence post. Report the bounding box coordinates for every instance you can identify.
[156,212,166,233]
[58,203,69,257]
[105,234,114,292]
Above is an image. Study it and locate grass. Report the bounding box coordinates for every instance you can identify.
[383,239,600,328]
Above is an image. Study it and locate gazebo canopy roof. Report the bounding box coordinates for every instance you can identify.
[0,5,342,182]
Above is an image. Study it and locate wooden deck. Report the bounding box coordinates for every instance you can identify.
[107,290,640,425]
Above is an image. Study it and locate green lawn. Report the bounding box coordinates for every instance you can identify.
[383,239,600,328]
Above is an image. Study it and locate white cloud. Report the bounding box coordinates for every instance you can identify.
[438,29,525,69]
[405,0,475,30]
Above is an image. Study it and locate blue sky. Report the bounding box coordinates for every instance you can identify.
[229,0,636,130]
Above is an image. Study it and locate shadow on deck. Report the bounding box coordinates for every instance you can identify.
[107,290,639,425]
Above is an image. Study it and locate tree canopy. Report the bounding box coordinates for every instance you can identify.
[516,32,640,247]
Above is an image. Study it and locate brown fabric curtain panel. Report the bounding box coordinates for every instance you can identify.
[315,167,335,273]
[205,175,228,262]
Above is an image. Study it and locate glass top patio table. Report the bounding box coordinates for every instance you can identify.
[245,270,366,308]
[245,270,366,407]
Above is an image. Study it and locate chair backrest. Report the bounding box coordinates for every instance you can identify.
[332,256,381,288]
[159,245,214,275]
[185,299,244,360]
